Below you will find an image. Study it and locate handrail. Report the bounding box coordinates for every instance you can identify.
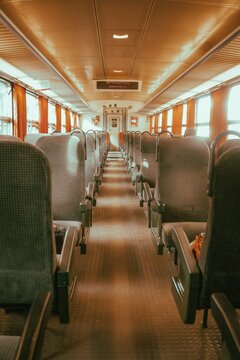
[156,130,174,161]
[70,129,87,160]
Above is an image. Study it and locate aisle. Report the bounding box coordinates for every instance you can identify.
[42,157,221,360]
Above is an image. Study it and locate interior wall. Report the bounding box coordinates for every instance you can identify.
[80,112,149,132]
[127,114,149,132]
[80,113,103,131]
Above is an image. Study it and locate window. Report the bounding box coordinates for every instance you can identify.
[196,95,211,137]
[61,108,66,132]
[0,80,13,135]
[227,83,240,134]
[48,102,56,133]
[26,92,39,134]
[167,109,173,131]
[158,113,162,132]
[181,103,187,135]
[70,111,74,131]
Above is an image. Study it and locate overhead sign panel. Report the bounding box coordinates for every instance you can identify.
[94,80,142,92]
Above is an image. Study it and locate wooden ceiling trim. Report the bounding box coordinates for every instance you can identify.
[139,26,240,113]
[92,0,106,78]
[129,0,156,78]
[0,8,93,111]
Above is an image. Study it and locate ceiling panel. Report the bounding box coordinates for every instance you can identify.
[0,0,239,114]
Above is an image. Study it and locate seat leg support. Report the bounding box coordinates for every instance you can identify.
[201,309,208,328]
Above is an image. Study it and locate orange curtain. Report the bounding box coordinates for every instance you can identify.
[55,104,62,131]
[13,84,26,140]
[210,85,229,140]
[106,132,110,145]
[39,96,48,133]
[172,104,183,135]
[186,98,196,129]
[65,109,71,132]
[162,110,168,131]
[119,132,124,145]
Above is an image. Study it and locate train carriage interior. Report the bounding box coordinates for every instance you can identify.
[0,1,240,359]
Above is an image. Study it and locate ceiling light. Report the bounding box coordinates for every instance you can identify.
[113,34,128,39]
[113,70,123,73]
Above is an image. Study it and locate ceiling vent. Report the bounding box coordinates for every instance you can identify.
[94,80,142,92]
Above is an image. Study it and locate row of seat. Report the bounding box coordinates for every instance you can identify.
[121,130,210,253]
[0,130,109,359]
[121,130,240,359]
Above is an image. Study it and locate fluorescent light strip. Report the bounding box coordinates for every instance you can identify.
[113,70,123,73]
[113,34,128,39]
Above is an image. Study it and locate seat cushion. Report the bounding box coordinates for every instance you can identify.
[162,222,206,248]
[0,336,20,359]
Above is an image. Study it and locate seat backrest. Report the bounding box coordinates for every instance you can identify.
[96,131,104,163]
[125,132,132,160]
[0,135,21,142]
[71,130,95,188]
[156,136,209,222]
[0,141,55,305]
[140,132,157,188]
[128,132,135,165]
[217,139,240,158]
[133,131,141,168]
[123,131,128,153]
[85,133,96,186]
[25,134,85,221]
[199,147,240,308]
[125,132,131,158]
[98,131,107,159]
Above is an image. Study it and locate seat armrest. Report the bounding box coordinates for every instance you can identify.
[171,225,201,324]
[16,291,52,359]
[135,173,143,183]
[79,199,92,227]
[93,171,100,196]
[58,226,78,272]
[95,166,102,184]
[211,293,240,360]
[79,198,92,212]
[56,226,78,323]
[86,182,95,203]
[151,199,166,214]
[143,182,154,204]
[172,226,200,277]
[94,171,100,181]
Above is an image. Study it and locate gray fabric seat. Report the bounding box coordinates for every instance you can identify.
[24,133,89,253]
[135,132,157,207]
[123,132,131,165]
[127,132,135,172]
[131,131,141,183]
[0,291,52,359]
[71,130,99,204]
[0,135,21,142]
[217,138,240,158]
[0,141,78,324]
[171,133,240,326]
[211,293,240,360]
[95,131,107,177]
[121,131,129,159]
[140,131,173,227]
[150,136,209,253]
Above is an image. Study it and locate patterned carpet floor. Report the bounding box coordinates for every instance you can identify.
[41,157,222,360]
